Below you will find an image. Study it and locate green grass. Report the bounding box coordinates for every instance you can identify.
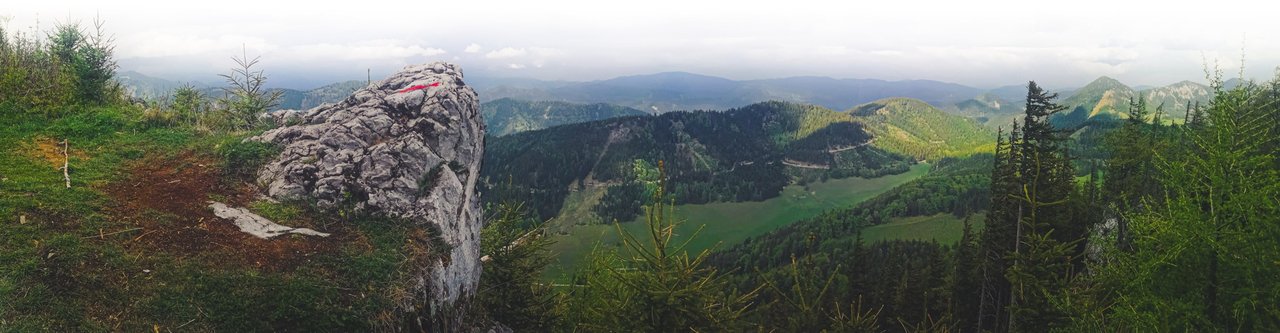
[546,185,609,232]
[0,106,423,331]
[543,163,931,279]
[860,212,986,245]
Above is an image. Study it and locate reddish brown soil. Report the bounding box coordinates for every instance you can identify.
[101,151,346,272]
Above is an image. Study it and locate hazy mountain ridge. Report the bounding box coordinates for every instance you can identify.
[481,98,650,136]
[116,70,212,100]
[117,71,364,111]
[119,70,1216,131]
[474,72,984,113]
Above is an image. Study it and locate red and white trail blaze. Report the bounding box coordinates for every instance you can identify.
[396,82,441,94]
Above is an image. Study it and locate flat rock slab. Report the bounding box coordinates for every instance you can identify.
[208,201,330,239]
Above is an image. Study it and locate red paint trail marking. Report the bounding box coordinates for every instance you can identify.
[396,82,441,94]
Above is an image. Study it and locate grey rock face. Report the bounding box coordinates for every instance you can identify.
[250,62,484,327]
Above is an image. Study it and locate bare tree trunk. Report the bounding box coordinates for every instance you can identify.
[62,139,70,188]
[1008,204,1022,332]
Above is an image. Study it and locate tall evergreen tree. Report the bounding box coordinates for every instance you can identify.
[951,215,982,331]
[978,124,1019,332]
[978,81,1084,332]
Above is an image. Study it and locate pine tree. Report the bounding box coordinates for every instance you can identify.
[1094,74,1280,330]
[951,214,982,331]
[977,124,1019,332]
[471,203,562,331]
[978,81,1084,332]
[569,160,758,332]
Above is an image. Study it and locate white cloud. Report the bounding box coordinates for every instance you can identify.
[486,47,527,59]
[288,40,445,60]
[10,0,1278,87]
[507,63,526,69]
[528,47,566,57]
[117,31,274,58]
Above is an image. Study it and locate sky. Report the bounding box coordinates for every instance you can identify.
[3,0,1278,90]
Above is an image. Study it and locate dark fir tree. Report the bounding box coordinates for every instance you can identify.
[978,81,1085,332]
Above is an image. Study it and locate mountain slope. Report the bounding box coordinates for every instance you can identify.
[481,98,650,136]
[1049,76,1141,129]
[946,93,1024,127]
[849,98,996,160]
[481,101,915,222]
[1052,76,1136,129]
[1140,80,1211,122]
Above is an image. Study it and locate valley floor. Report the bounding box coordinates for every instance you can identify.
[542,163,931,279]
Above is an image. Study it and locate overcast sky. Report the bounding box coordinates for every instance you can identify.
[4,0,1277,89]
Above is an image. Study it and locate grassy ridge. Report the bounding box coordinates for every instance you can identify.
[0,107,425,331]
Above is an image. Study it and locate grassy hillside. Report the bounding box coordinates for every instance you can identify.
[849,97,996,160]
[0,107,431,331]
[710,154,993,271]
[481,98,649,136]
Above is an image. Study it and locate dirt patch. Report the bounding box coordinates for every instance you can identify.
[24,136,88,169]
[101,151,344,272]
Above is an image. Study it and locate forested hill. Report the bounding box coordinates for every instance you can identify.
[849,97,995,159]
[481,98,649,136]
[481,101,914,222]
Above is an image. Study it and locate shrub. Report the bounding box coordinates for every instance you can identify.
[218,139,279,181]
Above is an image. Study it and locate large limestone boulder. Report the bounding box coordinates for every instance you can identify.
[250,62,484,329]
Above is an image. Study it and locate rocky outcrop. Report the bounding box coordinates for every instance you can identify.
[250,62,484,329]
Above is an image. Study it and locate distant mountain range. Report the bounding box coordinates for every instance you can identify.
[468,72,1218,132]
[116,71,367,111]
[472,72,985,113]
[117,69,1218,133]
[481,98,649,136]
[116,71,212,101]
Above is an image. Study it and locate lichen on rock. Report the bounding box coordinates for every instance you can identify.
[249,62,485,330]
